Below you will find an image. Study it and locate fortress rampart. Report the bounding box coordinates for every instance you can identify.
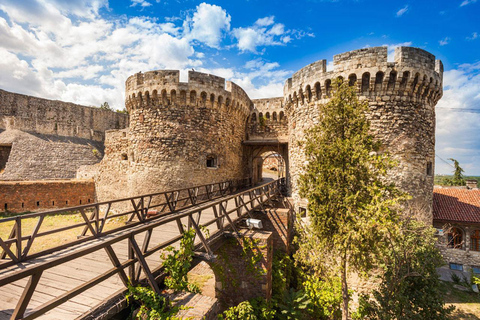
[95,71,252,200]
[284,46,443,221]
[0,89,129,181]
[0,89,128,142]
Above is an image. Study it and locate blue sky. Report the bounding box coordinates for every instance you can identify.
[0,0,479,175]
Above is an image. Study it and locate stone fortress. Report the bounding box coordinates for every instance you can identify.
[0,46,443,224]
[284,46,443,221]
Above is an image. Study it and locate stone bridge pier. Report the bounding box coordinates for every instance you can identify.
[179,198,294,318]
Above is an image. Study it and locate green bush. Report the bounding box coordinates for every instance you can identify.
[303,276,342,320]
[218,298,275,320]
[126,284,182,320]
[161,228,200,293]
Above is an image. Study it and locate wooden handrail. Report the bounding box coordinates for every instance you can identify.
[0,178,284,320]
[0,178,251,267]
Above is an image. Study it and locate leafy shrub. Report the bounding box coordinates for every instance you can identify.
[272,252,295,296]
[218,298,275,320]
[303,276,342,320]
[161,228,200,293]
[276,288,310,320]
[126,284,182,320]
[451,272,461,284]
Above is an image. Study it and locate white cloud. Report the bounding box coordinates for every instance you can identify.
[436,62,480,175]
[232,16,309,53]
[439,37,450,46]
[0,48,44,96]
[184,3,231,48]
[467,32,478,40]
[396,5,409,17]
[0,1,305,111]
[460,0,477,6]
[130,0,152,7]
[255,16,275,27]
[0,1,201,109]
[56,65,104,80]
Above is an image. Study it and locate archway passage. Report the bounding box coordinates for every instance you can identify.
[243,141,288,187]
[257,151,286,184]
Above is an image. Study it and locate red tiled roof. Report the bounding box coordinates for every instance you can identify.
[433,188,480,223]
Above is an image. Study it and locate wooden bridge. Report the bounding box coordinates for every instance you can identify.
[0,178,285,320]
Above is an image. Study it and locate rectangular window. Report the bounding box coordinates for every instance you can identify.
[206,155,217,168]
[449,263,463,271]
[472,266,480,275]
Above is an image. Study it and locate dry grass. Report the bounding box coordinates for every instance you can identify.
[442,281,480,319]
[0,211,127,256]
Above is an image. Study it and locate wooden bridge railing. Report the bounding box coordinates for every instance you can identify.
[0,178,251,268]
[0,178,284,320]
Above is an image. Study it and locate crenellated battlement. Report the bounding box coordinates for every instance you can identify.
[283,46,443,107]
[125,70,252,117]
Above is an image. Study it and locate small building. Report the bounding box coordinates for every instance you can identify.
[433,180,480,279]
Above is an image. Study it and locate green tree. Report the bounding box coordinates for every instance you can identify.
[356,217,454,320]
[295,81,405,320]
[99,101,112,111]
[449,158,465,186]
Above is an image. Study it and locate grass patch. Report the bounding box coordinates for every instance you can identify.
[441,281,480,319]
[0,211,127,256]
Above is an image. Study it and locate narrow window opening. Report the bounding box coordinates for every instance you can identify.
[299,207,307,218]
[426,161,433,176]
[52,201,55,206]
[21,202,24,208]
[206,155,218,168]
[66,200,68,205]
[88,199,91,203]
[80,200,82,204]
[472,230,480,251]
[4,203,7,210]
[36,201,40,207]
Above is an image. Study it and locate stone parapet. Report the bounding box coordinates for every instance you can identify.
[125,70,252,118]
[284,46,443,107]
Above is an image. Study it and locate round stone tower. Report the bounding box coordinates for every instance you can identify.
[97,70,252,199]
[284,46,443,222]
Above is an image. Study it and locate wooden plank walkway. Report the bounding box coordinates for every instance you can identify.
[0,198,243,320]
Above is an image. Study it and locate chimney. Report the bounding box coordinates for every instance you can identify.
[466,179,478,189]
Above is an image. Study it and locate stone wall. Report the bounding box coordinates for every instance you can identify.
[284,46,443,222]
[0,180,96,212]
[434,221,480,271]
[0,89,129,181]
[0,130,104,180]
[248,97,288,141]
[210,230,273,307]
[94,70,252,200]
[0,89,128,142]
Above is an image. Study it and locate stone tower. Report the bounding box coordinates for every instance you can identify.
[284,46,443,222]
[95,70,252,199]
